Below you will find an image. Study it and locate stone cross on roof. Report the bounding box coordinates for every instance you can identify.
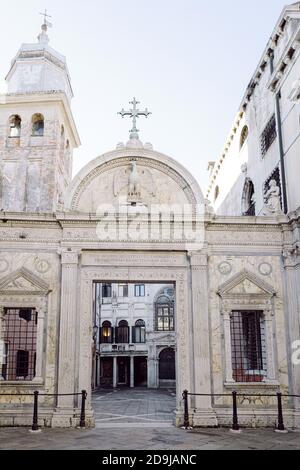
[118,98,151,140]
[38,9,52,44]
[39,9,52,27]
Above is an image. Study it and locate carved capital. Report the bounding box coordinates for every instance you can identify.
[263,308,274,320]
[221,309,232,321]
[188,251,208,268]
[282,245,300,268]
[61,250,81,265]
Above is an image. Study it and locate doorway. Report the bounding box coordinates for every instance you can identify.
[134,356,147,387]
[159,348,176,388]
[118,357,129,386]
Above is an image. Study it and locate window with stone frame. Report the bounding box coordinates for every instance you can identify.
[118,284,128,297]
[9,115,21,138]
[264,167,282,210]
[155,296,175,332]
[261,114,277,157]
[230,311,267,383]
[134,284,145,297]
[240,125,249,150]
[32,113,44,136]
[132,319,146,344]
[102,283,112,298]
[214,185,220,203]
[100,321,113,344]
[1,308,37,381]
[115,320,129,344]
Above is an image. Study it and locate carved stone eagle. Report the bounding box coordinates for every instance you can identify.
[113,161,156,200]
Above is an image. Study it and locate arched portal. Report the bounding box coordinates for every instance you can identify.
[242,178,255,216]
[159,348,176,388]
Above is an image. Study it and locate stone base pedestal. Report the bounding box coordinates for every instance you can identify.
[293,410,300,429]
[175,408,218,428]
[191,409,218,427]
[51,408,95,428]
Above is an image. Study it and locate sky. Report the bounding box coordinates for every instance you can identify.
[0,0,290,191]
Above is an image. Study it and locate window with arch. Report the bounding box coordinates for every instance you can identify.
[116,320,129,344]
[241,178,255,216]
[61,125,65,138]
[240,125,249,150]
[32,114,44,136]
[214,185,220,203]
[100,321,113,344]
[9,115,21,138]
[132,319,146,344]
[155,295,174,331]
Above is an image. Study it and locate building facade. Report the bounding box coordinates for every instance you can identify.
[0,7,299,429]
[93,282,176,390]
[206,2,300,217]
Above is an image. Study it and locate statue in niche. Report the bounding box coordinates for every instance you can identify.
[263,179,282,215]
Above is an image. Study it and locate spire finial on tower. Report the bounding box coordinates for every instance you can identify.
[38,9,52,44]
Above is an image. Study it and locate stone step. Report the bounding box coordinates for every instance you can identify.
[94,421,174,428]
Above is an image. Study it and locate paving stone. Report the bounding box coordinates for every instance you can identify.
[0,389,299,450]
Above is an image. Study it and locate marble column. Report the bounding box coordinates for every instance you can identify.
[56,251,80,410]
[222,310,235,383]
[147,358,158,389]
[189,251,217,426]
[0,307,4,380]
[113,356,117,388]
[32,304,46,383]
[264,308,276,382]
[283,248,300,409]
[130,356,134,388]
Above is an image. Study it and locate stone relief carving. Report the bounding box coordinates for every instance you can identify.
[34,258,51,274]
[113,160,156,204]
[218,269,276,299]
[0,259,9,274]
[0,267,50,295]
[258,262,273,276]
[70,156,197,210]
[218,262,232,275]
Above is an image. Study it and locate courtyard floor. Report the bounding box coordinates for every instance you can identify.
[0,389,299,450]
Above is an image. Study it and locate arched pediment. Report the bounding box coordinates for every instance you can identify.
[218,269,276,298]
[65,148,204,213]
[0,267,50,295]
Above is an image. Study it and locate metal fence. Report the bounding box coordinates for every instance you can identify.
[0,390,87,431]
[182,390,300,432]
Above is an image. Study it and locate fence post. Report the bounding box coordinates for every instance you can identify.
[231,391,240,432]
[79,390,87,428]
[276,392,287,433]
[182,390,190,429]
[31,391,39,432]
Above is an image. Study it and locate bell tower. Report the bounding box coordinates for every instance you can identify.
[0,15,80,212]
